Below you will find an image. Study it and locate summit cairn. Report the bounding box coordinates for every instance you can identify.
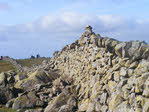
[85,25,93,34]
[80,25,99,46]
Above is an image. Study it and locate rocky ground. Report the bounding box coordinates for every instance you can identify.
[0,26,149,112]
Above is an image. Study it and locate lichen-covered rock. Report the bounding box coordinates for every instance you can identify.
[44,87,77,112]
[78,99,89,111]
[0,87,14,104]
[18,72,28,80]
[143,99,149,112]
[25,108,43,112]
[115,42,127,58]
[12,91,44,110]
[58,105,72,112]
[6,98,15,108]
[0,72,7,86]
[114,101,131,112]
[15,70,59,90]
[109,93,124,111]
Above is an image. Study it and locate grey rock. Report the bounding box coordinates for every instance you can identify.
[18,73,28,80]
[6,98,15,108]
[86,102,95,112]
[101,105,108,112]
[25,109,43,112]
[58,105,72,112]
[100,92,108,104]
[44,92,76,112]
[12,91,44,110]
[0,86,14,104]
[115,42,127,58]
[0,72,7,86]
[95,102,102,112]
[114,101,131,112]
[120,67,128,77]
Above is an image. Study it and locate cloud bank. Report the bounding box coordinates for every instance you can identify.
[0,12,149,58]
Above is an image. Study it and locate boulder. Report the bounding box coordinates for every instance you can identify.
[58,105,72,112]
[78,99,89,112]
[25,108,43,112]
[6,98,15,108]
[15,70,59,90]
[0,72,7,86]
[115,42,127,58]
[0,86,14,104]
[12,91,44,110]
[44,88,77,112]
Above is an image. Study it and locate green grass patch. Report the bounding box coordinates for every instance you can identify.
[0,60,16,73]
[0,107,17,112]
[16,58,50,67]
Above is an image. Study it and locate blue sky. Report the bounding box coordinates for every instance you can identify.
[0,0,149,58]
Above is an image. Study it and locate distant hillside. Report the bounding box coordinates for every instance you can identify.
[0,58,51,73]
[0,60,16,73]
[0,106,17,112]
[16,58,51,68]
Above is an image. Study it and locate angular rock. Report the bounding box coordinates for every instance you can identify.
[86,102,95,112]
[12,91,44,110]
[25,109,43,112]
[6,98,15,108]
[15,70,59,90]
[120,67,128,77]
[115,42,127,58]
[78,99,89,112]
[44,89,76,112]
[109,94,124,111]
[0,86,14,104]
[0,72,7,86]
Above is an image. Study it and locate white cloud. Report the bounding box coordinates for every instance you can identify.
[1,12,149,40]
[0,12,149,58]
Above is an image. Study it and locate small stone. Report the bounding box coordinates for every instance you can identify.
[115,42,127,58]
[143,88,149,97]
[101,105,108,112]
[114,71,120,82]
[100,92,108,104]
[135,84,142,93]
[114,101,131,112]
[108,81,117,93]
[143,99,149,112]
[79,99,89,111]
[25,108,43,112]
[109,94,124,111]
[128,93,135,106]
[120,67,128,77]
[125,60,132,68]
[97,38,102,47]
[129,61,138,69]
[58,105,71,112]
[112,64,120,71]
[86,102,95,112]
[128,69,134,77]
[95,102,101,111]
[135,108,142,112]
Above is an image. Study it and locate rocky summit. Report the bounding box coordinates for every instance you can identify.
[0,26,149,112]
